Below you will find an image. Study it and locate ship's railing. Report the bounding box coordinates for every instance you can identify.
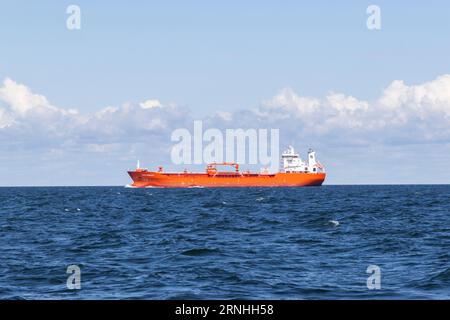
[207,163,240,171]
[206,163,242,176]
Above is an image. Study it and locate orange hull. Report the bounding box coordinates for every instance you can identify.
[128,170,326,188]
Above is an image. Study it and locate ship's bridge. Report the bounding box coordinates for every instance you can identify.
[281,146,324,173]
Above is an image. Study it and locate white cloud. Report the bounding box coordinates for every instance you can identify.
[0,78,55,115]
[0,107,14,128]
[262,87,321,118]
[0,78,189,148]
[2,75,450,148]
[378,75,450,120]
[139,99,162,109]
[251,75,450,144]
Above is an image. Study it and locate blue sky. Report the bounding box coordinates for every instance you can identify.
[2,0,449,115]
[1,1,450,185]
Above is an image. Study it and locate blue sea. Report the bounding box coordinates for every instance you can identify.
[0,185,449,299]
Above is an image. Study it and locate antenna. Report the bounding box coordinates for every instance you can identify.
[137,160,140,169]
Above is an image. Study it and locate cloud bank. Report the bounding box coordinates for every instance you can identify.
[1,75,450,185]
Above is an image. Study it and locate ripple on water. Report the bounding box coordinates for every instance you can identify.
[181,248,221,256]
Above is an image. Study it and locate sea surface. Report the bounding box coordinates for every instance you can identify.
[0,185,449,299]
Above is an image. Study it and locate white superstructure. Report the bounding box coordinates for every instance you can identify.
[281,146,325,173]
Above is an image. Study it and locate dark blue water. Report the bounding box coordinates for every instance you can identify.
[0,185,449,299]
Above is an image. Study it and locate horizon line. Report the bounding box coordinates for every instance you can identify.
[0,183,449,188]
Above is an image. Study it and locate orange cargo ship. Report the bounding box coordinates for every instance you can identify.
[127,146,326,188]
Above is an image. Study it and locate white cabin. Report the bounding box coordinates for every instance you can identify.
[281,146,324,173]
